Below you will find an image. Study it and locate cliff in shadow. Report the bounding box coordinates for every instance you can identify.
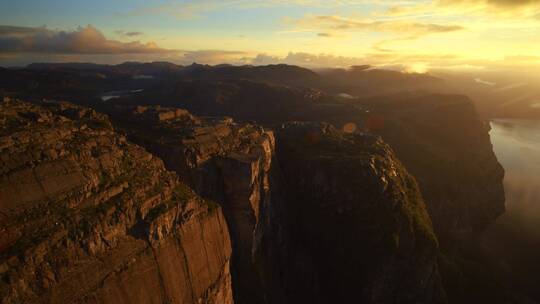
[359,94,507,303]
[359,94,505,243]
[275,122,446,304]
[0,99,232,304]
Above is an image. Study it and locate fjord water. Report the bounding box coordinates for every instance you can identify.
[483,119,540,299]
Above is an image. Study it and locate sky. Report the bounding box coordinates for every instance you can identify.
[1,0,540,71]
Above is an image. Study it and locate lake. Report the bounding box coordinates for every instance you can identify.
[101,89,144,101]
[481,119,540,300]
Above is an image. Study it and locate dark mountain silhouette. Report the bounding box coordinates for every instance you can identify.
[0,61,520,303]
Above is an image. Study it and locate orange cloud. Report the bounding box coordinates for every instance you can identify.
[0,25,171,54]
[292,15,464,38]
[386,0,540,19]
[440,0,537,8]
[115,30,144,37]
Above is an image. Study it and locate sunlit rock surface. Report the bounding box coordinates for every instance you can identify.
[0,100,232,304]
[106,105,286,304]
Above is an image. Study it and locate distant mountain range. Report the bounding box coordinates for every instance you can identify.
[2,61,538,119]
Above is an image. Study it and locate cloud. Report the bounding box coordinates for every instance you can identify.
[179,50,250,65]
[249,51,466,72]
[251,52,368,67]
[385,0,540,19]
[291,15,463,39]
[0,25,171,54]
[115,30,144,37]
[440,0,537,8]
[317,32,333,37]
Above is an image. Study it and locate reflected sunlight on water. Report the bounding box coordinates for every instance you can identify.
[490,119,540,216]
[482,119,540,299]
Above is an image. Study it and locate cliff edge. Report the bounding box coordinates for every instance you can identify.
[0,100,233,304]
[275,122,446,304]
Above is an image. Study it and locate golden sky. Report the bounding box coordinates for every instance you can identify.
[1,0,540,71]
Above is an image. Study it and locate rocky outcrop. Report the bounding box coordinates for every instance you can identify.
[361,94,505,245]
[0,99,233,304]
[99,93,504,303]
[358,94,506,303]
[106,105,285,304]
[108,82,505,249]
[275,122,445,304]
[0,92,506,304]
[106,106,447,304]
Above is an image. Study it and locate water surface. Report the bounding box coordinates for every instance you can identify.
[483,119,540,299]
[101,89,144,101]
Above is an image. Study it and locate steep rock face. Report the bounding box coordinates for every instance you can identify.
[0,100,232,304]
[358,94,506,303]
[109,85,505,247]
[106,105,285,304]
[101,92,505,302]
[275,122,446,304]
[361,94,505,244]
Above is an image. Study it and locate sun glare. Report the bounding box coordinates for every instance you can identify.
[407,63,429,74]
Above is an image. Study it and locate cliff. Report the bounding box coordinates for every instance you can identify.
[275,122,446,304]
[360,94,507,303]
[100,94,504,303]
[104,105,286,304]
[0,100,233,304]
[105,105,447,303]
[0,64,509,303]
[361,94,505,244]
[0,92,506,303]
[115,85,505,245]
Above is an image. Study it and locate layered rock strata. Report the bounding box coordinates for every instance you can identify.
[0,100,232,304]
[107,105,285,304]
